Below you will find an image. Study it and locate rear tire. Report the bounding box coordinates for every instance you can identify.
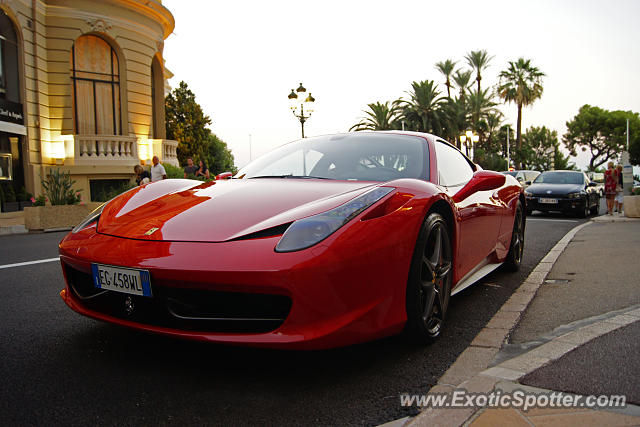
[405,212,453,344]
[505,201,525,271]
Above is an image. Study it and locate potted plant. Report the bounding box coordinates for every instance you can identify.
[624,187,640,218]
[24,169,89,231]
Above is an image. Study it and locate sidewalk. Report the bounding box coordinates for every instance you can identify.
[407,216,640,426]
[0,211,27,235]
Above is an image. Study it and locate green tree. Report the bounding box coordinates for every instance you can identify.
[398,80,444,133]
[434,59,457,98]
[518,126,560,171]
[563,105,640,170]
[496,58,545,168]
[205,133,237,174]
[553,147,577,171]
[465,50,493,94]
[350,101,401,131]
[165,81,212,164]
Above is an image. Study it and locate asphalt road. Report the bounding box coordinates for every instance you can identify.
[0,209,596,426]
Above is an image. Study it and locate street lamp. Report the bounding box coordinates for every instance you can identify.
[459,130,479,160]
[288,83,315,138]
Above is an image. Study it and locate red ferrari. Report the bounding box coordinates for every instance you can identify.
[59,131,525,349]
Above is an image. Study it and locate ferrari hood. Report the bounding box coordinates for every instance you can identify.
[97,179,379,242]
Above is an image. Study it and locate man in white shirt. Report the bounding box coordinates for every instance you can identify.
[150,155,167,182]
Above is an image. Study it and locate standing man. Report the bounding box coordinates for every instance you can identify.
[150,155,167,182]
[183,157,198,178]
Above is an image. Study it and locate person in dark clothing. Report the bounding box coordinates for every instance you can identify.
[133,164,151,185]
[183,157,199,177]
[195,160,210,179]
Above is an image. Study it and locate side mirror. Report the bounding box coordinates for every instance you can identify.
[525,181,532,186]
[453,171,506,203]
[215,172,233,180]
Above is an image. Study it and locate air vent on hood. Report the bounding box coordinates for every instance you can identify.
[231,223,292,241]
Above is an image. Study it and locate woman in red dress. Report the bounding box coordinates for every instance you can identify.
[604,161,619,215]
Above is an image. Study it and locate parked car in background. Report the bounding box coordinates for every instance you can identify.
[501,170,540,188]
[586,172,604,197]
[524,170,600,217]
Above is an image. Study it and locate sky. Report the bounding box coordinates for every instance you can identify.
[162,0,640,171]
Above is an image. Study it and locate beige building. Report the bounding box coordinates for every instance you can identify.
[0,0,177,207]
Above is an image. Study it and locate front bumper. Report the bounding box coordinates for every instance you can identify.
[59,210,417,349]
[525,196,586,213]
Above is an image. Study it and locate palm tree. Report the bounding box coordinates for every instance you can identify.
[497,58,545,167]
[440,97,468,149]
[435,59,457,98]
[452,70,473,104]
[465,50,494,93]
[349,101,400,131]
[397,80,445,133]
[467,88,498,133]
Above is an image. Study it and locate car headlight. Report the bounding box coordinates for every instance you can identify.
[567,191,585,199]
[275,187,394,252]
[72,202,106,233]
[524,191,533,197]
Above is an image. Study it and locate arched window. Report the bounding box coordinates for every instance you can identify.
[150,55,165,139]
[0,9,20,103]
[70,35,121,135]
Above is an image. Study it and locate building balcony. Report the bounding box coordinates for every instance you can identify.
[58,135,179,167]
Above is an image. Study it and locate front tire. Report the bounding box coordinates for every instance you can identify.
[405,212,453,344]
[505,201,525,271]
[578,200,590,218]
[590,197,599,215]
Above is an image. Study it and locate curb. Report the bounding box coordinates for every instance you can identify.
[0,225,28,235]
[406,221,592,426]
[480,306,640,382]
[591,215,640,223]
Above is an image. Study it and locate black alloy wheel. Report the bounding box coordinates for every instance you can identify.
[505,201,525,271]
[405,212,453,343]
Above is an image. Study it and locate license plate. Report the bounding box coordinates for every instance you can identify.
[539,198,558,204]
[91,264,152,297]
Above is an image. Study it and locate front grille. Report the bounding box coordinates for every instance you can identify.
[63,264,292,333]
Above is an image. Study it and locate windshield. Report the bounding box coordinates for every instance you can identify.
[236,133,428,182]
[533,171,584,185]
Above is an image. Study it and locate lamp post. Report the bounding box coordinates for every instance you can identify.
[459,130,479,160]
[288,83,315,138]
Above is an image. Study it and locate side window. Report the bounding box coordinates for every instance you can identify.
[434,141,474,186]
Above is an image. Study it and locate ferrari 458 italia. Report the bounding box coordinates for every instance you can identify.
[59,131,525,349]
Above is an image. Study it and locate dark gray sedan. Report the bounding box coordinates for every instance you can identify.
[524,170,600,217]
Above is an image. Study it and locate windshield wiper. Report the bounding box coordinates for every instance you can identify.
[248,175,332,180]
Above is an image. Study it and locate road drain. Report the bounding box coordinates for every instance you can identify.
[544,279,571,284]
